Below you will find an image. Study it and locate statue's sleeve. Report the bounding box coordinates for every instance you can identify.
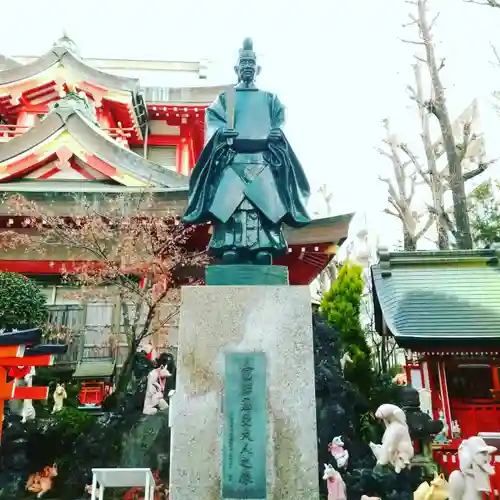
[205,93,227,144]
[269,93,286,129]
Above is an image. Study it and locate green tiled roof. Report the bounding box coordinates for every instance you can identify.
[73,360,115,379]
[371,249,500,349]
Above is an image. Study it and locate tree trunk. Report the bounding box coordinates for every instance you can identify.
[437,220,450,249]
[417,0,473,249]
[404,230,417,251]
[114,342,138,398]
[450,170,473,248]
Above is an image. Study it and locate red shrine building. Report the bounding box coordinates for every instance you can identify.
[0,35,352,393]
[371,248,500,476]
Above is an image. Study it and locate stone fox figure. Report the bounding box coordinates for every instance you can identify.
[369,403,414,473]
[449,436,496,500]
[183,37,311,265]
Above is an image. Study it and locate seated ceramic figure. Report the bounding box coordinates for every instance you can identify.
[323,463,346,500]
[143,365,171,416]
[52,383,67,414]
[328,436,349,469]
[369,403,414,473]
[21,367,36,424]
[449,436,496,500]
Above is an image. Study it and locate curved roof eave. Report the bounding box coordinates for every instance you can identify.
[0,107,187,189]
[0,48,139,94]
[0,52,59,85]
[0,113,64,163]
[66,112,187,188]
[61,52,139,94]
[0,55,23,71]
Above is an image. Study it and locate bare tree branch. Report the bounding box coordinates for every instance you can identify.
[3,193,208,388]
[413,0,474,248]
[491,43,500,66]
[464,0,500,7]
[415,215,435,240]
[463,159,497,181]
[378,118,433,249]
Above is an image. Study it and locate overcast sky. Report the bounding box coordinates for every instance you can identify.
[2,0,500,247]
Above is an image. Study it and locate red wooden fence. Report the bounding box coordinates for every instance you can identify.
[452,403,500,439]
[433,449,500,498]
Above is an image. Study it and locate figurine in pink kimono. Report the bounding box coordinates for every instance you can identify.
[143,365,171,415]
[328,436,349,469]
[323,463,346,500]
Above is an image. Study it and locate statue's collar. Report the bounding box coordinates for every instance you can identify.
[235,82,259,91]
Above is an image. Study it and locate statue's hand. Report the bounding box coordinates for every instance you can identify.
[268,128,283,142]
[221,128,239,139]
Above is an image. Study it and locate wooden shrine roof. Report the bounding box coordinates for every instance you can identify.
[0,38,139,93]
[0,55,21,72]
[0,94,187,188]
[371,248,500,349]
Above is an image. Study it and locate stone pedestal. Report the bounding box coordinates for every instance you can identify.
[169,285,319,500]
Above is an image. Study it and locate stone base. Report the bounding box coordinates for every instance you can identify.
[169,285,318,500]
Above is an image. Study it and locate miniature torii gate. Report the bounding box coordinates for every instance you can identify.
[0,328,67,442]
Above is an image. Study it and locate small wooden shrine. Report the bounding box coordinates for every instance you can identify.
[371,248,500,455]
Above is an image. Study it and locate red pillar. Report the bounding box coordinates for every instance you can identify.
[0,366,5,442]
[437,360,452,437]
[492,365,500,391]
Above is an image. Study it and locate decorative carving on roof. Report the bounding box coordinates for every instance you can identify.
[49,91,98,126]
[52,31,80,57]
[377,246,392,278]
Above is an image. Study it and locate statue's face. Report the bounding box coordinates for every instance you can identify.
[237,57,257,83]
[475,449,492,467]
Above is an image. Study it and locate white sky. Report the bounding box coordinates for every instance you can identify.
[2,0,500,247]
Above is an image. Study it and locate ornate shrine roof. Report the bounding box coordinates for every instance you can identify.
[371,248,500,349]
[0,56,21,72]
[0,35,140,93]
[0,34,148,137]
[0,92,187,188]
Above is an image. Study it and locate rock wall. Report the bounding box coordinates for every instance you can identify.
[0,352,175,500]
[312,313,432,500]
[1,315,436,500]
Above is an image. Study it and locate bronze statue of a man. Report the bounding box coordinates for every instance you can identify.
[183,38,311,265]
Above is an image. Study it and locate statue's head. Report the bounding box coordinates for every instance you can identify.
[55,383,65,395]
[322,463,337,480]
[235,37,260,85]
[459,436,497,471]
[330,436,344,447]
[375,403,407,426]
[157,364,171,379]
[42,464,58,477]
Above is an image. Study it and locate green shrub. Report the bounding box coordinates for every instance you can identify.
[0,272,48,331]
[52,406,95,438]
[321,262,374,396]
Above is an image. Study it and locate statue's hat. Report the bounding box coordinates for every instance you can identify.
[238,38,256,61]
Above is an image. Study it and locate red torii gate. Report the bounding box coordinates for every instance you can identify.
[0,328,67,442]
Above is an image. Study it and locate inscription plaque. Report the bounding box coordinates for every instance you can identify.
[222,352,267,499]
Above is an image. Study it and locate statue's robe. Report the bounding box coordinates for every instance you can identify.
[183,85,311,258]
